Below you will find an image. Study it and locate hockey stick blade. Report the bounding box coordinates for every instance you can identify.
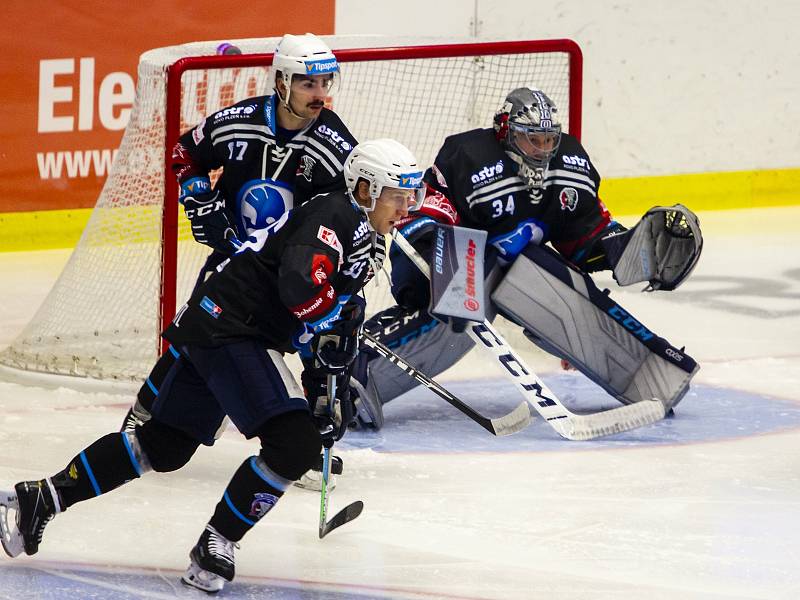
[319,500,364,539]
[362,332,530,436]
[548,399,666,441]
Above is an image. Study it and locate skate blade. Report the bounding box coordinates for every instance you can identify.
[181,562,225,594]
[0,491,24,558]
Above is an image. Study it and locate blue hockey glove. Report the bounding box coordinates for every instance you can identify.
[181,190,241,253]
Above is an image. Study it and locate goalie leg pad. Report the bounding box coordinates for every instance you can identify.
[491,243,698,410]
[361,306,475,408]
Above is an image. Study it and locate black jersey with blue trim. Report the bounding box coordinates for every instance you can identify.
[423,128,609,263]
[174,94,357,243]
[164,191,384,351]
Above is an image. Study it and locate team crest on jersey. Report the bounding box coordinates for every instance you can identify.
[238,179,295,239]
[559,187,579,211]
[298,155,316,181]
[248,492,278,519]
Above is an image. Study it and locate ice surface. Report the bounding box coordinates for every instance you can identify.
[1,208,799,599]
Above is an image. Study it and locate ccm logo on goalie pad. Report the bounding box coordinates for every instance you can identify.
[608,305,653,342]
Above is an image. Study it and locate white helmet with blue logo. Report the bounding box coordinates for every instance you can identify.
[344,139,425,212]
[272,33,339,105]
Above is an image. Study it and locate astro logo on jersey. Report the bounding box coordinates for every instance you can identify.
[399,171,423,188]
[213,104,257,121]
[562,154,591,170]
[200,296,222,319]
[559,187,579,211]
[305,58,338,75]
[470,161,505,185]
[238,179,294,239]
[316,125,352,152]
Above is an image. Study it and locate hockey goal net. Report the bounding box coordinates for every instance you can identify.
[1,36,582,382]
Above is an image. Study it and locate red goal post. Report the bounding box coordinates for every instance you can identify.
[161,39,583,354]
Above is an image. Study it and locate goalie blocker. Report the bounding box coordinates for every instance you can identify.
[492,242,698,410]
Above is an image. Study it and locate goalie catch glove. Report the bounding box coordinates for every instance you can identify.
[601,204,703,291]
[181,190,241,253]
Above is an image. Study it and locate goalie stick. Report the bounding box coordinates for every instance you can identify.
[392,230,666,441]
[318,374,363,539]
[361,331,531,436]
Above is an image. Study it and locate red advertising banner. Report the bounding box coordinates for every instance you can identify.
[0,0,334,213]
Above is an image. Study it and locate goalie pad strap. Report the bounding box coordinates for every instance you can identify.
[491,243,698,409]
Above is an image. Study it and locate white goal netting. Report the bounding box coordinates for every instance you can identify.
[1,36,580,381]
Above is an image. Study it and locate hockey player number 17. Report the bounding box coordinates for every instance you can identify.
[227,141,248,160]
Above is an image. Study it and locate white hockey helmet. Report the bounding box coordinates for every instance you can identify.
[494,87,562,168]
[344,139,425,212]
[272,33,339,104]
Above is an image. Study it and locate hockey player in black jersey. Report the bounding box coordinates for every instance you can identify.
[0,139,424,594]
[122,33,359,431]
[351,88,702,430]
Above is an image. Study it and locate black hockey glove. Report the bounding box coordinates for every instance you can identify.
[301,369,355,446]
[181,189,241,253]
[312,296,367,375]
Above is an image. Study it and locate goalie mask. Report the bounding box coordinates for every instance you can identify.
[344,139,425,215]
[272,33,340,110]
[494,88,562,194]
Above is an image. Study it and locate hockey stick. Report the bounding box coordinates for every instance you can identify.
[318,374,363,539]
[361,331,530,436]
[392,231,666,441]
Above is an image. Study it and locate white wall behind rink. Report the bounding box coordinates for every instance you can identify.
[335,0,800,178]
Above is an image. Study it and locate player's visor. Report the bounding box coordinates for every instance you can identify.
[375,185,425,212]
[290,72,339,96]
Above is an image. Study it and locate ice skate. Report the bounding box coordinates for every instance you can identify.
[0,480,61,558]
[293,454,342,492]
[181,525,238,594]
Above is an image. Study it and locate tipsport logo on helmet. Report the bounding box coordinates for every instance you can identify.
[305,58,338,75]
[399,172,423,188]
